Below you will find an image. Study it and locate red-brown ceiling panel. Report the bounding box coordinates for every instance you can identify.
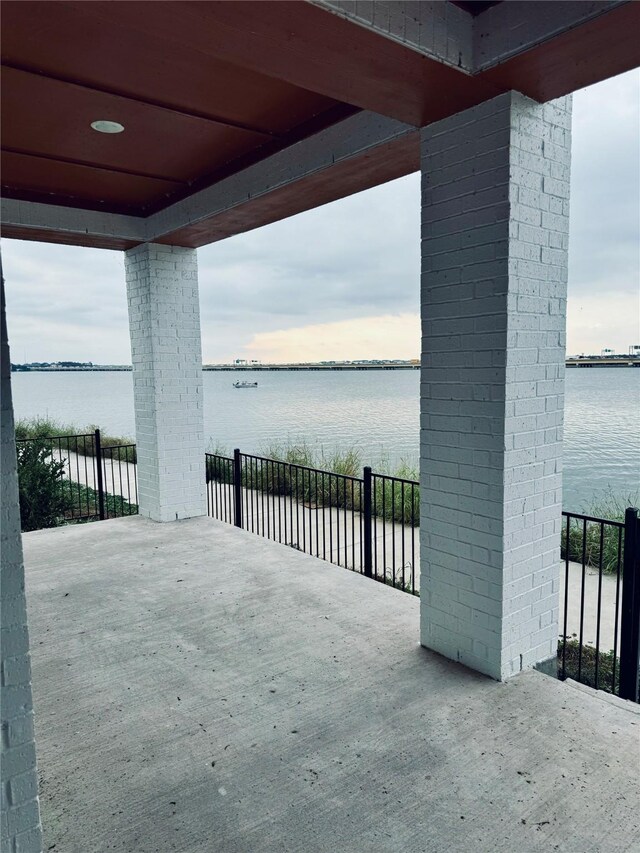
[1,0,340,135]
[1,66,272,184]
[1,150,182,210]
[75,0,504,127]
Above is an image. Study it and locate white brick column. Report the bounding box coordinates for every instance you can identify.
[125,244,206,522]
[1,274,43,853]
[420,92,571,680]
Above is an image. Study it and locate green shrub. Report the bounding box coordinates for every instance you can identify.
[67,482,138,521]
[17,440,72,532]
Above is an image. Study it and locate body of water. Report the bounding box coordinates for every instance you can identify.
[11,368,639,512]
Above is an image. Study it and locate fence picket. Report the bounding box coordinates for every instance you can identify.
[16,431,640,702]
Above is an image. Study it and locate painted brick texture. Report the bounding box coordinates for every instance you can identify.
[1,278,43,853]
[474,2,616,70]
[313,1,473,70]
[420,92,572,680]
[125,244,206,522]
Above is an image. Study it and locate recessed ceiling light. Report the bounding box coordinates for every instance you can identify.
[91,120,125,134]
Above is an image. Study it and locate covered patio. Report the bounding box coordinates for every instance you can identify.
[3,3,640,851]
[24,516,640,852]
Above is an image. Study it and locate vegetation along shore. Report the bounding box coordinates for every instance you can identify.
[16,417,637,575]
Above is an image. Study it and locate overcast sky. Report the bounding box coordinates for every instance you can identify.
[3,70,639,364]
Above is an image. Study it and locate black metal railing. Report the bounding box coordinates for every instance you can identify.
[205,452,235,524]
[100,442,138,518]
[18,431,640,701]
[206,451,368,571]
[371,470,419,594]
[206,448,639,702]
[16,429,138,530]
[558,507,640,701]
[559,510,624,694]
[205,450,419,591]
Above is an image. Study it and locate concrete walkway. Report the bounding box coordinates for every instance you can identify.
[24,517,639,853]
[53,448,138,504]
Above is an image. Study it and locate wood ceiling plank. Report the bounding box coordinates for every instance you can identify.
[1,66,271,185]
[1,0,339,135]
[1,150,182,212]
[73,0,505,127]
[2,0,638,237]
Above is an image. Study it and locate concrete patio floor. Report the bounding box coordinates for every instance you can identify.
[24,517,639,853]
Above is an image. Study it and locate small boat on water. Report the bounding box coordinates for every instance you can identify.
[233,380,258,388]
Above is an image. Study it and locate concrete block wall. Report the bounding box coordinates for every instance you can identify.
[125,244,206,522]
[420,91,572,680]
[1,277,43,853]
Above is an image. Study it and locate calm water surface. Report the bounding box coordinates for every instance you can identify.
[11,368,639,512]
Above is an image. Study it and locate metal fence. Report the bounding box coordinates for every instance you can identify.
[17,433,639,701]
[371,470,419,594]
[559,507,640,701]
[206,448,640,702]
[16,429,138,528]
[205,451,419,592]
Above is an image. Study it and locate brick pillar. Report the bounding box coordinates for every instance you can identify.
[1,272,43,852]
[420,92,572,680]
[125,244,206,522]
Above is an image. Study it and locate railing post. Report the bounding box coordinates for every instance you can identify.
[619,507,640,701]
[363,466,372,578]
[233,448,243,529]
[94,428,106,521]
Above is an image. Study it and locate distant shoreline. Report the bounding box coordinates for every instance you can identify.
[11,357,640,372]
[12,362,422,373]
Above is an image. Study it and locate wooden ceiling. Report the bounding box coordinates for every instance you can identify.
[2,0,639,249]
[1,1,356,215]
[1,1,514,219]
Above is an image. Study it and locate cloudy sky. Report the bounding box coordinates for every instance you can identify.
[3,70,639,364]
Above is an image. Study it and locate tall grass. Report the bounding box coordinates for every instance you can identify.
[371,458,420,525]
[561,488,639,575]
[15,417,135,460]
[205,442,421,526]
[207,445,636,546]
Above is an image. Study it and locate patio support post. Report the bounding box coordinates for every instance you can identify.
[1,270,44,852]
[125,243,206,522]
[420,92,572,680]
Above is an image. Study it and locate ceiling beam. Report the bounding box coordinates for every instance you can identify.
[148,112,418,248]
[1,111,418,251]
[1,198,145,251]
